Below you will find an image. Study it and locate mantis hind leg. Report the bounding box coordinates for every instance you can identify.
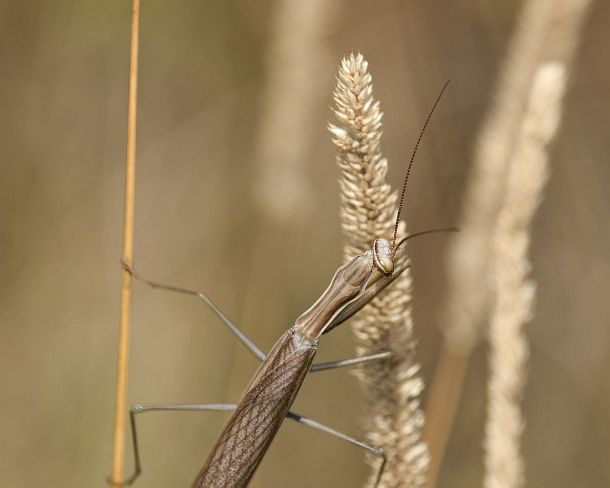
[107,402,237,487]
[286,410,386,487]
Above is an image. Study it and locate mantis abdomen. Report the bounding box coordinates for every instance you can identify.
[193,328,317,488]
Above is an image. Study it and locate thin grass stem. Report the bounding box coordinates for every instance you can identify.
[111,0,140,484]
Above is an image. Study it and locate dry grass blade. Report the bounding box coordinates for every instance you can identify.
[329,53,428,488]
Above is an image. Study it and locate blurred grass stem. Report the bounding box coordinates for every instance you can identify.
[424,0,593,485]
[111,0,140,484]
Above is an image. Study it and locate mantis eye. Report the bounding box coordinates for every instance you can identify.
[373,238,394,276]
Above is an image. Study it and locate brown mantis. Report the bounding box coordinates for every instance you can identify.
[114,81,450,488]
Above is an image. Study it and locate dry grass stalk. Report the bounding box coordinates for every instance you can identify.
[329,53,428,488]
[484,62,567,488]
[425,0,593,484]
[111,0,140,484]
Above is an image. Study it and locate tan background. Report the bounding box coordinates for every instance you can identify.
[1,1,608,487]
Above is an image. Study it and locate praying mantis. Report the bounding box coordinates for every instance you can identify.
[113,82,450,488]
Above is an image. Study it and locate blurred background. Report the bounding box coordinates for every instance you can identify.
[1,1,608,487]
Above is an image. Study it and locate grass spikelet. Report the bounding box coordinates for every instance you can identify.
[330,52,428,488]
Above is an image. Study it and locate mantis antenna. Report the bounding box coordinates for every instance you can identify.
[391,80,450,256]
